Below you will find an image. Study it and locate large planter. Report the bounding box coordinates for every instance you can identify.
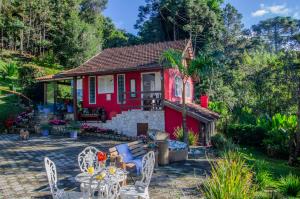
[43,107,50,115]
[41,129,49,136]
[70,131,78,139]
[67,105,73,113]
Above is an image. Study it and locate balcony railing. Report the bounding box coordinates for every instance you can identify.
[119,90,163,111]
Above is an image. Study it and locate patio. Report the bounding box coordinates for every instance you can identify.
[0,134,210,199]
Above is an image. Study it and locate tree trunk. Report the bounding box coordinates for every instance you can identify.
[182,80,189,145]
[288,78,300,166]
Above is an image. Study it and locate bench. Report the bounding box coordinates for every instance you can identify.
[109,140,158,172]
[78,108,101,121]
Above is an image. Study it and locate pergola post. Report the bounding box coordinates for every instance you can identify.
[43,82,47,105]
[73,76,78,120]
[53,81,58,112]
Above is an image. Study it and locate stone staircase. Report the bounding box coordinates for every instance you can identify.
[99,110,165,137]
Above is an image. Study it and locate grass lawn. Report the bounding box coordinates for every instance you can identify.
[240,146,300,179]
[239,146,300,198]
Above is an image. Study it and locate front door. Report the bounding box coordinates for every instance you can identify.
[142,73,155,110]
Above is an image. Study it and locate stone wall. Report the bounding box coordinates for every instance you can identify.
[94,110,165,137]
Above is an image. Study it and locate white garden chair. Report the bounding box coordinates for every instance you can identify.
[88,174,121,199]
[78,146,100,173]
[44,157,84,199]
[78,146,101,193]
[120,151,155,199]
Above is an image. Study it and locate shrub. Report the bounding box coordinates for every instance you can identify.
[255,170,273,190]
[0,61,17,79]
[210,133,236,151]
[202,151,256,199]
[278,174,300,197]
[262,129,289,157]
[173,126,198,146]
[225,124,267,146]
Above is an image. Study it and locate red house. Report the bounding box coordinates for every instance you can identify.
[37,40,219,145]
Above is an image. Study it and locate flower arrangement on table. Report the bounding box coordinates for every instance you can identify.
[97,151,107,168]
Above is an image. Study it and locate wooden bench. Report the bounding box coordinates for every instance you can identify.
[109,140,158,172]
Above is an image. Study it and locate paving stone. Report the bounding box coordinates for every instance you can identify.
[0,134,211,198]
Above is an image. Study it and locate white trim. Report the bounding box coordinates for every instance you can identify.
[117,74,126,104]
[88,76,96,104]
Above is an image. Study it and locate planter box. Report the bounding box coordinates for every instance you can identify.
[41,129,49,136]
[169,148,188,163]
[70,131,78,139]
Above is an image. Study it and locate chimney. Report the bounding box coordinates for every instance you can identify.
[200,95,209,108]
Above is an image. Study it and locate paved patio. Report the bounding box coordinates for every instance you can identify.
[0,134,210,199]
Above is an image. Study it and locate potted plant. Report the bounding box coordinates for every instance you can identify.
[40,123,51,136]
[67,121,81,139]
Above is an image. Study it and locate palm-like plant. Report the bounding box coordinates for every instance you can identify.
[161,48,205,145]
[0,61,17,80]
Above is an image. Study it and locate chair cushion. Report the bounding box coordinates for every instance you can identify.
[116,144,133,162]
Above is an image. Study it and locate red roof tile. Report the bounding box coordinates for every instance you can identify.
[164,100,220,122]
[57,40,192,77]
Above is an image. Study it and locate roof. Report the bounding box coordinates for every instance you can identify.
[164,100,220,123]
[57,39,193,77]
[36,74,72,82]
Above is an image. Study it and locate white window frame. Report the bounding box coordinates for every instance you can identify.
[98,75,114,94]
[175,76,182,97]
[89,76,96,104]
[117,74,126,104]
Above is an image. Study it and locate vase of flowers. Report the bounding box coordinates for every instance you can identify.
[97,151,107,168]
[40,123,51,136]
[67,121,81,139]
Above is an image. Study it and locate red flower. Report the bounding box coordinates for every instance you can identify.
[97,151,107,162]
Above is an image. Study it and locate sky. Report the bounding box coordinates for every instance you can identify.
[103,0,300,35]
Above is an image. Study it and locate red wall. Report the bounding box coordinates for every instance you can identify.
[164,68,194,103]
[83,71,168,119]
[164,106,200,139]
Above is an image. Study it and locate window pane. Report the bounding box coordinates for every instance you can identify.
[130,79,136,98]
[98,75,114,94]
[118,75,125,103]
[89,77,96,104]
[185,82,191,98]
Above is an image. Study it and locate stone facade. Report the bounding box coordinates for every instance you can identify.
[94,110,165,137]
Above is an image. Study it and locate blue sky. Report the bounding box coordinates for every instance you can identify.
[103,0,300,35]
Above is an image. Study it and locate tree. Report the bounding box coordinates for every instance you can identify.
[135,0,223,52]
[252,17,300,52]
[161,48,200,145]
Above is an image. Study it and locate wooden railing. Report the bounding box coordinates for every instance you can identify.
[119,90,163,111]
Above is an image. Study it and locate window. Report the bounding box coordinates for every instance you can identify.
[130,79,136,98]
[185,82,191,98]
[175,76,182,97]
[98,75,114,94]
[117,74,125,104]
[89,76,96,104]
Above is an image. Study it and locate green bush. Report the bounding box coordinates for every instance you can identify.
[173,126,198,146]
[278,174,300,197]
[225,124,267,146]
[202,151,256,199]
[0,61,18,79]
[211,133,236,151]
[255,170,273,190]
[257,114,297,158]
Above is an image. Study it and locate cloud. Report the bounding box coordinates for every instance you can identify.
[293,12,300,19]
[268,5,289,14]
[252,4,290,17]
[252,9,269,17]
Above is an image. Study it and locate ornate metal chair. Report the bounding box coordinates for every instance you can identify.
[44,157,84,199]
[78,146,101,193]
[88,174,121,199]
[119,151,155,199]
[78,146,100,172]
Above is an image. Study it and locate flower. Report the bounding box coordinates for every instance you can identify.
[87,166,94,175]
[97,151,107,162]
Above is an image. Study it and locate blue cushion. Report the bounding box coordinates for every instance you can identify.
[116,144,133,162]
